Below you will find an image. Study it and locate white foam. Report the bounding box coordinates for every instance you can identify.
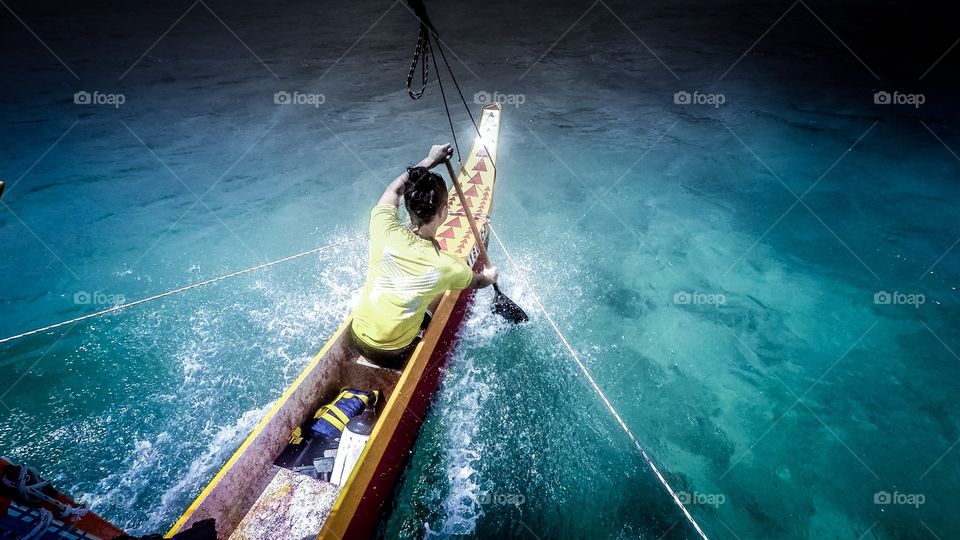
[425,297,515,537]
[81,432,172,514]
[146,402,273,529]
[426,358,489,536]
[81,236,370,533]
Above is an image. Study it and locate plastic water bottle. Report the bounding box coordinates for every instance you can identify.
[330,406,377,486]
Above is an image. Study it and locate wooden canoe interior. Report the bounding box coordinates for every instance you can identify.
[167,324,404,539]
[226,355,403,539]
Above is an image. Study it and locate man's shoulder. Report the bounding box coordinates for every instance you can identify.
[371,203,398,216]
[370,203,401,235]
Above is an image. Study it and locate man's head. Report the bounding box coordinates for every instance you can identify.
[404,166,449,231]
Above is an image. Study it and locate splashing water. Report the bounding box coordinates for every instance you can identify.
[0,236,368,534]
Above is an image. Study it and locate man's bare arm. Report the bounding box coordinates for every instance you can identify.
[378,174,409,207]
[468,266,498,289]
[378,143,453,206]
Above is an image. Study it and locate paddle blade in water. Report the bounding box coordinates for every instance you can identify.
[492,285,529,324]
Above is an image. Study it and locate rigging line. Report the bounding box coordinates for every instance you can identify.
[487,225,711,540]
[403,1,496,172]
[430,33,497,174]
[0,235,366,346]
[429,36,462,164]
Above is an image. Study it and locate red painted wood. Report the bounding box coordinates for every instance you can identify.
[336,277,479,539]
[0,459,126,539]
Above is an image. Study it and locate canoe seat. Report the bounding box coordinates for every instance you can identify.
[355,355,402,373]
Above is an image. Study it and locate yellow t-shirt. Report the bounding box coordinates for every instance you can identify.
[351,203,473,350]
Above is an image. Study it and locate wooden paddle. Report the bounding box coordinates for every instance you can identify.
[443,160,528,324]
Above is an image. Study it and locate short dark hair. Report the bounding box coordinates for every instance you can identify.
[403,166,448,226]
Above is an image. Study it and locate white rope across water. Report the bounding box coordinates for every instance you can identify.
[488,225,711,540]
[5,221,709,537]
[0,235,366,345]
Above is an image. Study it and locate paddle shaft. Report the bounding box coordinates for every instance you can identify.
[441,158,527,323]
[443,160,493,269]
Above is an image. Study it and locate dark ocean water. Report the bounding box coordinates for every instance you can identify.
[1,0,958,538]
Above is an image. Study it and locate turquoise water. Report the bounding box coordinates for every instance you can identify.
[2,0,959,538]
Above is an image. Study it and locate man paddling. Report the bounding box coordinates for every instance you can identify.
[346,143,498,369]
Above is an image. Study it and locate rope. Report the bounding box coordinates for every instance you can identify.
[0,235,365,345]
[404,12,702,533]
[405,20,430,99]
[487,225,711,540]
[0,460,88,535]
[403,0,497,174]
[427,33,497,175]
[430,35,496,175]
[23,508,52,540]
[429,36,462,164]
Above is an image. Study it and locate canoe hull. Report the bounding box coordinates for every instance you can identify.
[320,279,478,540]
[0,458,125,540]
[167,103,503,540]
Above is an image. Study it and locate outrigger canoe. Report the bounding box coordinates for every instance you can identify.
[0,457,125,540]
[167,103,503,540]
